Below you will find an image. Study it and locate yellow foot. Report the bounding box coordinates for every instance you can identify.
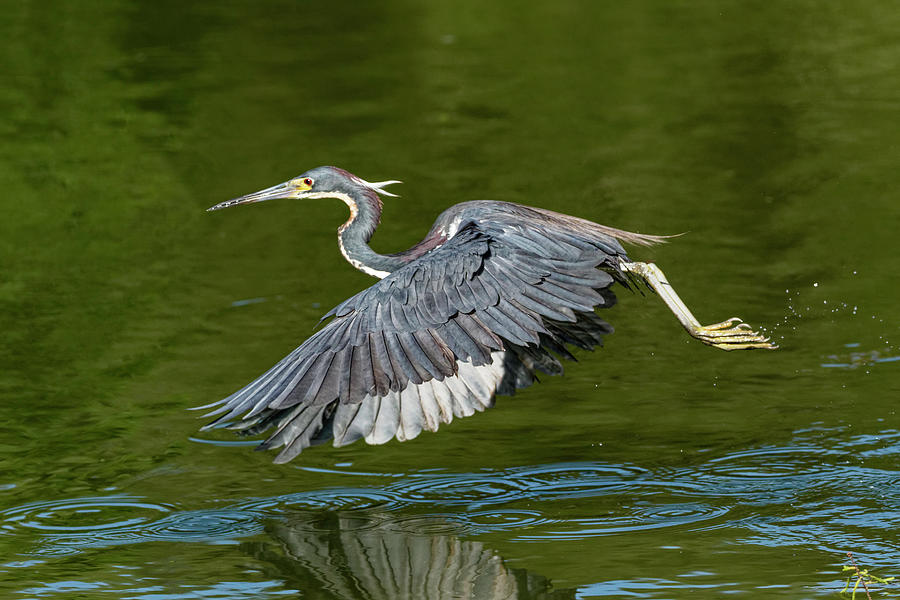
[690,317,778,351]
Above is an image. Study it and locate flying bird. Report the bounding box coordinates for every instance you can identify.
[198,166,775,463]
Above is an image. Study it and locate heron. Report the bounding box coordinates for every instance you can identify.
[199,166,776,463]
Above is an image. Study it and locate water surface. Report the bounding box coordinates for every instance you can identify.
[1,1,899,598]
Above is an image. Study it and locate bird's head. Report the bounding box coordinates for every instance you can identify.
[207,166,402,212]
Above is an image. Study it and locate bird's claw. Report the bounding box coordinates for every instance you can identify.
[701,317,744,330]
[691,318,778,351]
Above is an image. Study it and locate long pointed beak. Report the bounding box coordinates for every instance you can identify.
[207,181,300,212]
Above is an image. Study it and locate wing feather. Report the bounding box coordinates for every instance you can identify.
[200,207,634,461]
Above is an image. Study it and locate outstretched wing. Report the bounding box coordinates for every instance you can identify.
[199,213,631,462]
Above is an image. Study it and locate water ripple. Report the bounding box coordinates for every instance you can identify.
[1,496,172,534]
[462,509,553,532]
[384,473,528,507]
[701,445,831,485]
[509,462,647,498]
[3,428,898,560]
[518,502,731,541]
[235,488,404,513]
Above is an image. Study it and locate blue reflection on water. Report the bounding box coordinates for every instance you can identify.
[2,429,898,570]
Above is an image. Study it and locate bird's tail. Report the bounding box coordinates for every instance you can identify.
[526,205,679,247]
[590,224,680,247]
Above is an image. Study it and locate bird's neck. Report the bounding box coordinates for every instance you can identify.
[331,188,405,279]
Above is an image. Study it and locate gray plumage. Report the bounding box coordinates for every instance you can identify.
[200,167,666,462]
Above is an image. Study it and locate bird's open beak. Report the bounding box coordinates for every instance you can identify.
[207,181,303,212]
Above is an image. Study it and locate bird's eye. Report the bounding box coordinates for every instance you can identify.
[303,178,313,187]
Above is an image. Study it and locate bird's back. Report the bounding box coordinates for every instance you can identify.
[427,200,665,257]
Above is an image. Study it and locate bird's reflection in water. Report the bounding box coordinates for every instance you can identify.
[243,513,574,599]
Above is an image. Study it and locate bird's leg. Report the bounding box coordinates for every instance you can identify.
[618,260,777,351]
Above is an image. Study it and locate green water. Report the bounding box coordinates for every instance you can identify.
[2,1,899,598]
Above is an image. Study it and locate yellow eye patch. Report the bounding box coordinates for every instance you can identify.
[290,177,314,191]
